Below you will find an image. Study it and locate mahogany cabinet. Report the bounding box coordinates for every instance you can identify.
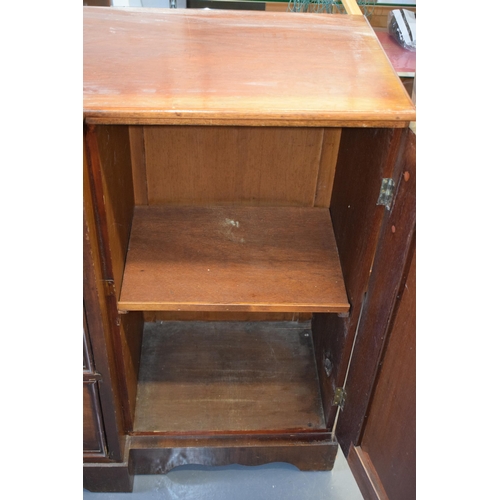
[83,7,416,494]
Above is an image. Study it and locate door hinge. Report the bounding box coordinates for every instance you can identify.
[84,371,102,382]
[332,387,346,410]
[377,178,395,210]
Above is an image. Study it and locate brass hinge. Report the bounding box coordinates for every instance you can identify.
[332,387,346,410]
[84,371,102,382]
[377,178,395,210]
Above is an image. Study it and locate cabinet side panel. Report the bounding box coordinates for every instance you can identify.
[144,126,324,206]
[93,125,135,293]
[312,128,403,428]
[85,125,144,431]
[84,139,125,458]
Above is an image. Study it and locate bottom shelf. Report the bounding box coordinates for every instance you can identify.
[133,321,327,435]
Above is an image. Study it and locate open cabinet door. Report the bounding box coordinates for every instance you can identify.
[335,129,416,499]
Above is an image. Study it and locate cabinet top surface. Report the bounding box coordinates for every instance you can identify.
[83,7,415,126]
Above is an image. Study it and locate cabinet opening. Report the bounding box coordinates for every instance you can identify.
[85,122,365,434]
[88,124,348,314]
[132,321,327,435]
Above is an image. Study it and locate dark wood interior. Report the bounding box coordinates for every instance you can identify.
[138,126,340,207]
[133,321,326,434]
[86,122,353,437]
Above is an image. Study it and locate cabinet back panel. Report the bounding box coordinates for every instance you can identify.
[141,126,340,207]
[144,311,312,322]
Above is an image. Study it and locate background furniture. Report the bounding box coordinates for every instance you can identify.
[83,1,111,6]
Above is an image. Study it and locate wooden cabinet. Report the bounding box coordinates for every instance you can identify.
[83,7,415,494]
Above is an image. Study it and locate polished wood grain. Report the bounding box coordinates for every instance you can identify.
[83,8,415,126]
[143,126,326,206]
[133,321,326,433]
[90,117,411,128]
[130,439,337,473]
[118,206,349,312]
[336,128,416,453]
[361,248,416,499]
[347,445,390,500]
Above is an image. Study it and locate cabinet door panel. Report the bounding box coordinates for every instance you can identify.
[83,306,92,373]
[84,381,106,458]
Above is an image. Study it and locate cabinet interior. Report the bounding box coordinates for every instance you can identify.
[87,122,390,439]
[134,321,324,435]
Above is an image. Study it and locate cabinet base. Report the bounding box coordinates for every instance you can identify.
[83,461,134,493]
[130,439,338,475]
[84,438,338,492]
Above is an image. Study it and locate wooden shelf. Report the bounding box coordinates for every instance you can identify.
[118,206,349,313]
[133,321,327,434]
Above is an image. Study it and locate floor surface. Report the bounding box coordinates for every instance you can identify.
[84,448,363,499]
